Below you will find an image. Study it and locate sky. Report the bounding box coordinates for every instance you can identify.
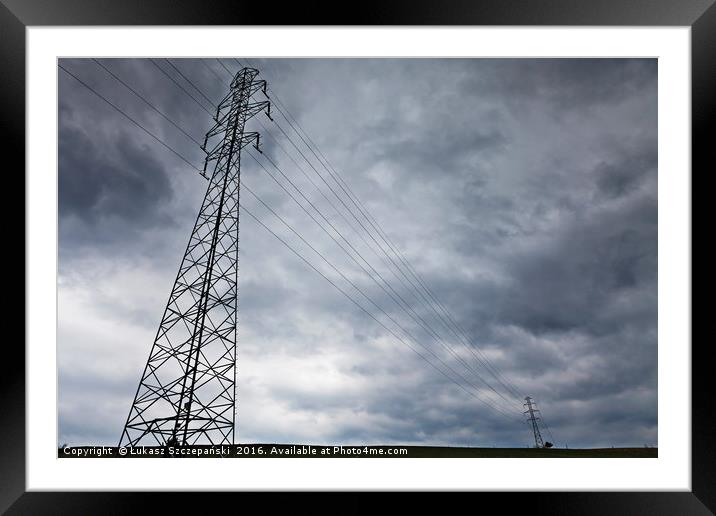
[58,58,658,448]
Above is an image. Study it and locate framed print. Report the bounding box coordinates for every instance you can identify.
[4,0,711,512]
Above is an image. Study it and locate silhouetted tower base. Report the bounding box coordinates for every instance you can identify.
[119,67,269,447]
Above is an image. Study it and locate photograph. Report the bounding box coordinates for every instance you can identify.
[57,57,658,459]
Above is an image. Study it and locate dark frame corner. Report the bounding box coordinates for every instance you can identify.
[4,0,711,513]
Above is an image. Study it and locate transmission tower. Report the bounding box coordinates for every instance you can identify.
[119,67,270,447]
[524,396,545,448]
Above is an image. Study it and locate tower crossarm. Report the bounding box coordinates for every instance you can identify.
[201,132,262,178]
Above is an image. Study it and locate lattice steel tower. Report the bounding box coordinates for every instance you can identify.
[524,396,545,448]
[119,67,270,447]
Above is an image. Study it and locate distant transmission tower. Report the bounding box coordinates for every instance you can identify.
[524,396,545,448]
[119,67,270,447]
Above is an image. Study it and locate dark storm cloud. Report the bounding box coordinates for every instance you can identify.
[594,145,657,200]
[494,197,657,336]
[59,124,174,224]
[58,57,658,449]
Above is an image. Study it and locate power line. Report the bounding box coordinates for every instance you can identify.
[270,100,524,406]
[319,149,526,400]
[164,58,216,107]
[254,66,526,403]
[239,198,521,423]
[539,412,557,445]
[59,63,200,173]
[249,148,523,413]
[148,58,214,116]
[240,170,516,417]
[92,58,203,146]
[215,59,525,407]
[201,59,228,84]
[216,58,234,77]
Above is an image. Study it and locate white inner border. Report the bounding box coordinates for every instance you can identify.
[27,27,691,491]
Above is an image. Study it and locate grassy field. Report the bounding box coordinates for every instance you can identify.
[58,444,657,458]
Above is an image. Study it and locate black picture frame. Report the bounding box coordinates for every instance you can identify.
[3,0,709,512]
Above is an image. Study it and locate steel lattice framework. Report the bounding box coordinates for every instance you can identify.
[119,67,270,447]
[524,396,545,448]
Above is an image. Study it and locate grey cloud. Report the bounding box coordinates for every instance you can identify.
[594,145,657,200]
[59,125,174,224]
[459,58,657,111]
